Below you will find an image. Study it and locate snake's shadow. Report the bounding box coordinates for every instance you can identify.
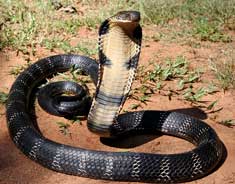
[100,107,207,148]
[101,133,160,148]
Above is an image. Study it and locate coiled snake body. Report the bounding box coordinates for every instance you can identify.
[6,11,223,183]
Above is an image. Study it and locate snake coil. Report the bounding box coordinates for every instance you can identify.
[6,11,223,183]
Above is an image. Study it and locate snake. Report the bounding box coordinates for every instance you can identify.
[6,11,223,183]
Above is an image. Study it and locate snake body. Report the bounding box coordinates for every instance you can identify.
[6,11,223,183]
[87,12,142,136]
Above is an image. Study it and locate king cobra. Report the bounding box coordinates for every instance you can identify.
[6,11,223,183]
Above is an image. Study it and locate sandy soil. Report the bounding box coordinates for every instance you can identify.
[0,31,235,184]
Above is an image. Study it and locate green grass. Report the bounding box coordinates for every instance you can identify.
[193,17,232,42]
[218,119,235,128]
[183,86,207,102]
[56,122,71,136]
[128,55,226,111]
[42,38,97,56]
[1,0,234,53]
[0,91,8,104]
[137,56,203,88]
[56,117,83,137]
[0,0,83,52]
[1,1,52,51]
[129,56,216,109]
[210,51,235,90]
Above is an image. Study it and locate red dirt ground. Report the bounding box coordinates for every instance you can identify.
[0,30,235,184]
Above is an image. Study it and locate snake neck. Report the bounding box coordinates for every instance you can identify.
[87,21,142,137]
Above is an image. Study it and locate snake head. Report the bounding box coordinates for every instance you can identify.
[99,11,141,37]
[106,11,141,40]
[110,11,141,23]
